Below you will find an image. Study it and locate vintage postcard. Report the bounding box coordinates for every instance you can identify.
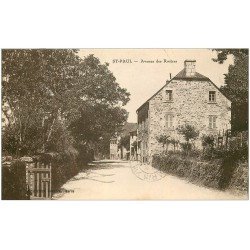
[1,49,248,200]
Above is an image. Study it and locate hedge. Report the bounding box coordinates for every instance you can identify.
[2,161,27,200]
[229,162,248,192]
[2,152,87,199]
[152,153,248,191]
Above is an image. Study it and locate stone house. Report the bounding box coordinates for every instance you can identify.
[136,60,231,163]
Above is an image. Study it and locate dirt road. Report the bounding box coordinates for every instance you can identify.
[53,160,247,200]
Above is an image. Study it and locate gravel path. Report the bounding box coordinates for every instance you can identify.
[53,160,247,200]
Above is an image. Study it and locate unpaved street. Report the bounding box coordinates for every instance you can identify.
[53,160,247,200]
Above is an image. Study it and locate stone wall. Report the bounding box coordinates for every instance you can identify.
[137,103,150,162]
[148,79,231,158]
[130,131,137,160]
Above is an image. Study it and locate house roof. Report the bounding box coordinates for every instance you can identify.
[136,67,231,112]
[119,122,137,137]
[172,68,209,81]
[110,122,137,141]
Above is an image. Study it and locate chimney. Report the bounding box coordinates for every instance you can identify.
[184,60,196,77]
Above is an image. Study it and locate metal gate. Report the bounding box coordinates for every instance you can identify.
[27,162,52,200]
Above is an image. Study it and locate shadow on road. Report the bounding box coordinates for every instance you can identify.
[70,169,116,184]
[82,161,129,171]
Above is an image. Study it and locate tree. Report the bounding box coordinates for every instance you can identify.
[2,50,130,159]
[67,55,130,155]
[177,124,199,154]
[213,49,248,132]
[201,134,215,149]
[2,49,81,155]
[119,135,130,151]
[169,138,179,152]
[156,134,170,152]
[177,124,199,142]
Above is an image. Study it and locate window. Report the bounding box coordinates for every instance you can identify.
[166,114,174,129]
[166,90,173,101]
[209,115,217,129]
[209,91,216,102]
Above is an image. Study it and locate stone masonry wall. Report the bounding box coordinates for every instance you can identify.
[137,119,149,162]
[148,79,231,159]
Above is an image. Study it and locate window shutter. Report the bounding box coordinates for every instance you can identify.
[170,115,173,128]
[213,116,216,128]
[166,114,174,128]
[209,116,217,129]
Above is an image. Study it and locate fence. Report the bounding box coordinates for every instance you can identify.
[215,130,248,150]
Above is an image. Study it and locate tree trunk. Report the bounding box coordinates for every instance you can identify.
[46,117,56,143]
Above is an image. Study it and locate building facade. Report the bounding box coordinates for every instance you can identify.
[129,129,137,160]
[137,60,231,163]
[110,138,119,160]
[109,122,137,160]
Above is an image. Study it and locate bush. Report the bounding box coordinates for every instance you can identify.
[2,160,27,200]
[180,142,192,153]
[2,149,90,199]
[177,124,199,142]
[152,152,247,191]
[202,135,215,148]
[229,162,248,192]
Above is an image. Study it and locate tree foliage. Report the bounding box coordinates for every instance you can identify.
[213,49,248,132]
[2,50,130,158]
[156,134,170,152]
[177,124,199,142]
[119,135,130,151]
[201,134,215,148]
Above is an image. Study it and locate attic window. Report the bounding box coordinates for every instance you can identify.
[166,90,173,101]
[209,91,216,102]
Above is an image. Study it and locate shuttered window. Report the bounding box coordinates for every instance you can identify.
[166,114,174,129]
[209,115,217,129]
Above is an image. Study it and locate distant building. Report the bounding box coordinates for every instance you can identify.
[110,138,119,160]
[137,60,231,163]
[129,128,138,160]
[109,122,137,160]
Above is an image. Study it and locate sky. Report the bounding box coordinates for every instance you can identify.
[79,49,234,123]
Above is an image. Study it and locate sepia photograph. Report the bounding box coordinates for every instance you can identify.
[1,48,248,200]
[1,1,250,250]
